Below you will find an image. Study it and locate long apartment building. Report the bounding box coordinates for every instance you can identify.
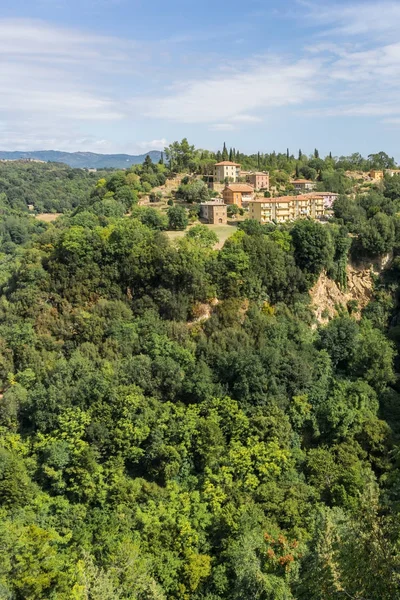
[248,192,337,224]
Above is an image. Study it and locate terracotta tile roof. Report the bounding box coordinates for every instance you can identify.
[291,179,314,184]
[215,161,241,166]
[251,194,326,203]
[224,184,254,192]
[250,195,296,203]
[251,192,339,204]
[267,199,292,204]
[300,191,339,197]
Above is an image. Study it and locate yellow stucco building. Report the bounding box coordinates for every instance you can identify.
[248,194,327,223]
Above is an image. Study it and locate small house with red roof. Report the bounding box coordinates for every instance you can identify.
[222,183,254,207]
[291,179,316,192]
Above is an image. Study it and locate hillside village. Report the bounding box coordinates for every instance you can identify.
[134,144,398,236]
[3,143,398,244]
[198,159,338,225]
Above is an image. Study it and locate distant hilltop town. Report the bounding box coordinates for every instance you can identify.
[0,158,46,164]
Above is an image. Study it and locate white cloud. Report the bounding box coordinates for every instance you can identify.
[0,63,122,121]
[0,18,136,66]
[209,124,235,131]
[0,18,139,150]
[307,1,400,38]
[292,3,400,122]
[231,114,262,123]
[141,57,321,123]
[136,138,168,150]
[310,103,400,118]
[329,43,400,82]
[0,119,121,153]
[304,41,357,56]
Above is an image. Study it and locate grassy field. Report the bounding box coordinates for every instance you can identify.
[166,222,239,249]
[35,213,62,222]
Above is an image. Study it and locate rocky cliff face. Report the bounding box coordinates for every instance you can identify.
[310,254,392,323]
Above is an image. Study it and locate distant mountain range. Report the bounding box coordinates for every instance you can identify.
[0,150,162,169]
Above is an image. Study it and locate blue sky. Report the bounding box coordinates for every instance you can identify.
[2,0,400,159]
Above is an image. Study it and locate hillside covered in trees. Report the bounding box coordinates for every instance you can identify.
[1,156,400,599]
[164,139,398,194]
[0,162,109,214]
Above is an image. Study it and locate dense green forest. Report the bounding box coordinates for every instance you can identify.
[0,158,168,216]
[1,156,400,599]
[0,162,110,213]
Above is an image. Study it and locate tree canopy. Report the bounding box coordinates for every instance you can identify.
[0,157,399,599]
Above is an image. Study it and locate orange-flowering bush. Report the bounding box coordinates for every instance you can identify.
[263,530,301,573]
